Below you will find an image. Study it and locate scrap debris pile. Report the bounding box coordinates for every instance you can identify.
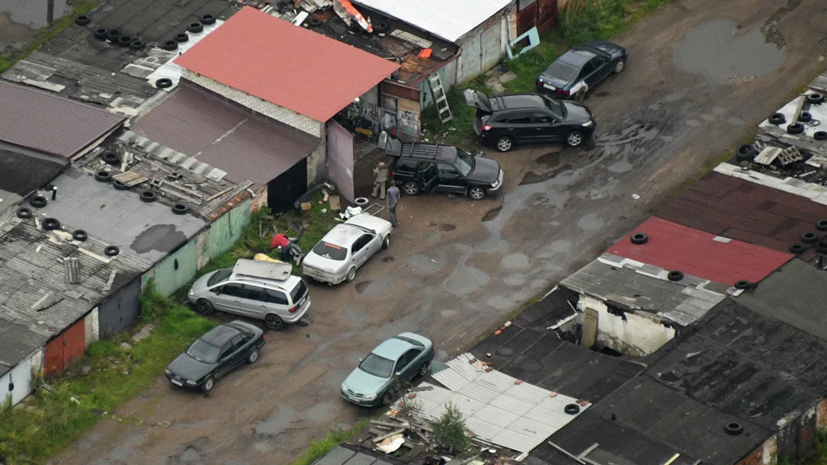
[734,139,827,186]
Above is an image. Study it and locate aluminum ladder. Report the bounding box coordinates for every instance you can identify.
[427,73,453,124]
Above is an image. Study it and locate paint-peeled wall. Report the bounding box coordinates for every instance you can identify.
[0,349,41,407]
[143,239,199,297]
[579,295,676,356]
[208,199,252,260]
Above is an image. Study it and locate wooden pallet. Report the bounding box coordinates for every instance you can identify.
[112,171,149,187]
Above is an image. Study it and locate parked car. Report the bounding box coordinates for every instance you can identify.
[302,213,392,285]
[188,259,310,331]
[165,320,265,392]
[341,332,434,407]
[536,40,628,102]
[464,90,596,152]
[383,135,503,200]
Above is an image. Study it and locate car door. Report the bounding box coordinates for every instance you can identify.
[500,112,535,143]
[531,111,561,141]
[350,234,374,269]
[583,57,607,87]
[215,341,236,379]
[398,348,423,381]
[415,162,439,192]
[262,288,290,319]
[237,284,275,319]
[434,163,467,194]
[212,283,246,316]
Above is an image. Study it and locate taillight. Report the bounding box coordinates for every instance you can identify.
[559,89,570,96]
[262,334,266,340]
[289,306,298,314]
[482,125,492,131]
[390,172,395,179]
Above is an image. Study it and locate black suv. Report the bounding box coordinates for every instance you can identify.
[383,136,503,200]
[464,90,596,152]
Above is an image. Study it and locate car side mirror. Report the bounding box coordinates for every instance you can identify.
[395,372,402,377]
[358,358,363,363]
[211,288,220,295]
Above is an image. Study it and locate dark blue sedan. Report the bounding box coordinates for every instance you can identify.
[536,40,628,102]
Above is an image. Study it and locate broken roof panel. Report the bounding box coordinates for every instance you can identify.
[0,81,125,159]
[352,0,513,43]
[560,254,728,326]
[175,7,400,122]
[607,217,793,286]
[131,82,321,186]
[0,317,49,378]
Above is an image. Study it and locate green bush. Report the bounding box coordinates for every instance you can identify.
[560,0,627,45]
[290,419,370,465]
[431,402,470,455]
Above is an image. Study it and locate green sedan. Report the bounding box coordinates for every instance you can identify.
[341,332,434,407]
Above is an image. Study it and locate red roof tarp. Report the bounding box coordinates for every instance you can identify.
[607,217,793,286]
[175,7,399,122]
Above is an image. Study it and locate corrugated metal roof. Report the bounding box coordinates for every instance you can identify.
[607,217,793,286]
[416,353,587,453]
[174,7,399,122]
[131,82,321,186]
[0,318,48,378]
[352,0,514,43]
[560,254,727,326]
[0,80,125,159]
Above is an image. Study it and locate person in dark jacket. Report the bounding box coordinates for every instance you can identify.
[372,160,389,199]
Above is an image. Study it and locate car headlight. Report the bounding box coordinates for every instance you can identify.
[186,380,197,386]
[165,369,171,375]
[363,393,378,400]
[341,383,347,392]
[582,120,594,127]
[188,288,194,296]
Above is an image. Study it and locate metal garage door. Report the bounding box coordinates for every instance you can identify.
[44,320,86,376]
[458,34,482,83]
[326,120,355,203]
[98,278,142,337]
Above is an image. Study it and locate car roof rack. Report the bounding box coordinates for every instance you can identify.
[233,259,292,281]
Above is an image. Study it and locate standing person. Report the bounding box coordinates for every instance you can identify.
[387,180,400,228]
[372,160,389,199]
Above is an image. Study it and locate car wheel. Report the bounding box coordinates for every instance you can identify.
[496,136,513,152]
[417,360,431,378]
[346,267,357,282]
[382,234,390,249]
[468,186,487,200]
[614,59,625,74]
[195,299,214,316]
[202,376,214,392]
[565,131,585,147]
[381,390,394,406]
[247,348,259,364]
[402,181,420,196]
[265,314,284,331]
[574,90,586,102]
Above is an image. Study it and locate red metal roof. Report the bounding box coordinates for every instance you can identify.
[131,82,321,186]
[175,7,399,122]
[0,81,124,159]
[607,217,793,286]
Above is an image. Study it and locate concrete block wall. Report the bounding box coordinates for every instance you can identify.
[183,70,324,138]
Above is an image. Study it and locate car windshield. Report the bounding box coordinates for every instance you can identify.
[187,339,220,364]
[291,279,308,302]
[312,242,347,261]
[543,96,565,118]
[454,151,475,177]
[359,353,395,378]
[545,60,580,82]
[207,268,232,286]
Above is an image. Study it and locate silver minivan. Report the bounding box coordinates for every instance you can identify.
[187,260,310,331]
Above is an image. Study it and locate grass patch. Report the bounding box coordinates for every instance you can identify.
[503,41,562,93]
[0,282,214,465]
[420,77,491,148]
[560,0,677,45]
[289,419,370,465]
[0,1,97,75]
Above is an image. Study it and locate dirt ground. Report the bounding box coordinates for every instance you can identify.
[47,1,827,464]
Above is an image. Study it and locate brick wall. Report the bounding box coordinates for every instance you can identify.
[817,398,827,430]
[737,436,778,465]
[307,138,327,186]
[182,70,323,138]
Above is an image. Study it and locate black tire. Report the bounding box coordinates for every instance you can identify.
[156,78,172,89]
[113,180,130,191]
[725,422,744,436]
[42,218,60,231]
[200,14,216,25]
[789,243,806,254]
[195,299,215,316]
[17,208,32,219]
[382,234,390,249]
[736,144,756,162]
[815,131,827,141]
[402,181,420,196]
[140,191,157,202]
[564,404,580,415]
[265,314,284,331]
[75,15,91,26]
[95,170,113,182]
[308,17,322,27]
[807,93,825,105]
[73,230,88,242]
[565,131,585,147]
[93,27,108,40]
[769,113,786,125]
[416,360,430,378]
[495,136,514,152]
[631,232,648,245]
[346,267,357,282]
[175,33,189,43]
[117,35,132,47]
[818,219,827,231]
[381,390,394,406]
[614,59,625,74]
[187,22,203,33]
[801,231,818,244]
[799,111,813,123]
[374,21,389,33]
[202,376,214,392]
[129,39,145,50]
[102,151,119,164]
[30,196,47,208]
[574,90,586,102]
[104,246,120,257]
[247,348,259,364]
[817,242,827,254]
[162,40,178,51]
[107,29,120,40]
[172,203,189,215]
[468,186,487,201]
[734,280,752,290]
[667,270,684,281]
[787,123,805,135]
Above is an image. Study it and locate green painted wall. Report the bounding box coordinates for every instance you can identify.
[145,239,199,297]
[209,199,252,260]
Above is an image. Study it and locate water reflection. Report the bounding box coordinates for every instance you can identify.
[0,0,72,29]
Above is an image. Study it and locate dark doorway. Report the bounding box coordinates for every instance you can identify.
[268,159,308,213]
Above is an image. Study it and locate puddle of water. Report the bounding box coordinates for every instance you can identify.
[608,158,633,174]
[503,274,527,286]
[130,224,187,253]
[354,275,392,297]
[577,213,604,231]
[171,420,214,431]
[342,306,369,325]
[406,253,444,273]
[427,232,440,243]
[501,253,530,269]
[712,107,727,115]
[551,240,572,253]
[325,370,351,389]
[727,116,745,126]
[536,152,561,165]
[0,0,72,29]
[482,205,503,222]
[255,406,297,437]
[303,401,335,422]
[530,279,546,288]
[486,295,513,309]
[520,164,574,185]
[685,119,701,128]
[675,17,786,84]
[441,224,456,232]
[445,266,489,295]
[382,256,394,263]
[107,446,134,463]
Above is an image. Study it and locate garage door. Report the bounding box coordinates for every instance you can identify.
[44,320,86,376]
[98,278,142,337]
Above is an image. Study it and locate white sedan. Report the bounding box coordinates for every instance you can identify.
[301,214,392,285]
